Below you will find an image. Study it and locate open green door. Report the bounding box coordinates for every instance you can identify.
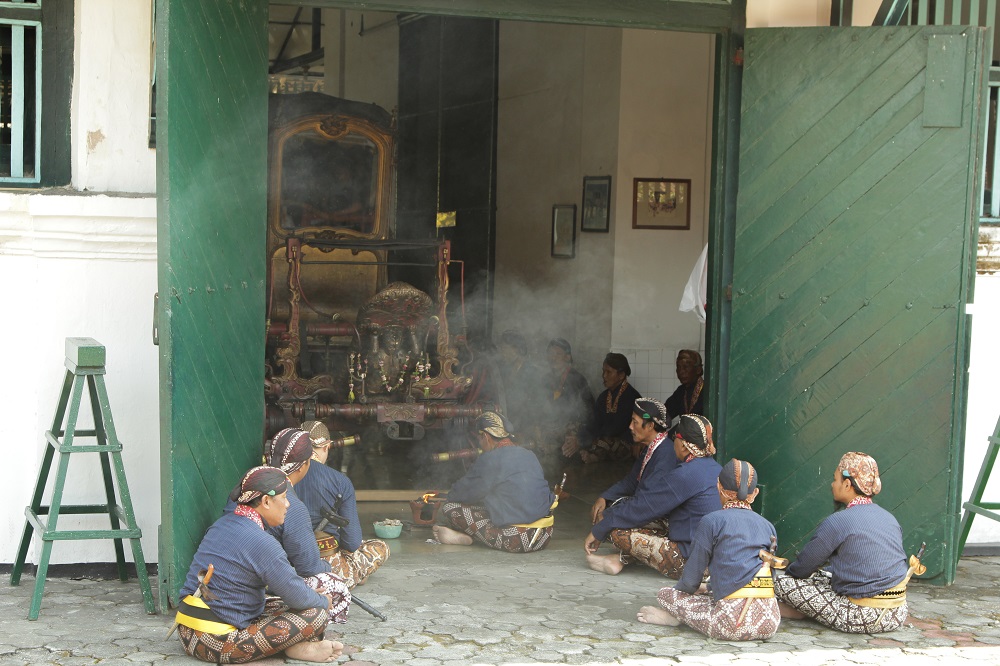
[156,0,270,609]
[726,25,988,584]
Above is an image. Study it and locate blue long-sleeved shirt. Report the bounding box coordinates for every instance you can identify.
[594,452,721,557]
[180,512,328,629]
[447,445,555,527]
[223,486,332,578]
[786,502,908,598]
[294,462,363,552]
[676,507,777,601]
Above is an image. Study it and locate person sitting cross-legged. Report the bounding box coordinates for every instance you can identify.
[637,458,781,640]
[585,406,722,578]
[296,420,389,588]
[774,451,910,634]
[433,411,557,553]
[175,466,349,664]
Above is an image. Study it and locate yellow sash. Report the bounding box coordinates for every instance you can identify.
[724,564,775,599]
[174,595,237,635]
[849,579,908,608]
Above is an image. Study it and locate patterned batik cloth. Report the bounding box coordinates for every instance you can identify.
[302,572,351,624]
[178,597,329,664]
[324,539,390,588]
[608,520,687,578]
[440,501,552,553]
[657,588,780,640]
[774,572,907,633]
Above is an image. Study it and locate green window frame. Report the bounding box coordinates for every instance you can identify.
[0,0,71,187]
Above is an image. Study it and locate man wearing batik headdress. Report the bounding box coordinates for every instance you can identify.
[586,407,722,578]
[253,428,348,588]
[774,452,910,633]
[433,411,556,553]
[664,350,705,419]
[296,420,389,587]
[176,466,350,664]
[637,459,781,641]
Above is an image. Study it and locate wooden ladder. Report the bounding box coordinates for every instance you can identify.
[10,337,156,619]
[958,411,1000,558]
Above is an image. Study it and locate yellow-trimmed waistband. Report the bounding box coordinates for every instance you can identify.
[175,595,237,635]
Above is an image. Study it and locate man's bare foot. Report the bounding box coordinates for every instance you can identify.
[637,605,681,626]
[284,639,344,662]
[432,525,473,545]
[585,553,624,575]
[778,602,805,619]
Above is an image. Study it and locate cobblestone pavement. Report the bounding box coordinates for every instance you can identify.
[3,497,1000,665]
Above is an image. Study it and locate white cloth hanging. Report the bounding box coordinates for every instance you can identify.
[679,243,708,324]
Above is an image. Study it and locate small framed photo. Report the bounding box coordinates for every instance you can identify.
[632,178,691,230]
[551,204,577,258]
[581,175,612,232]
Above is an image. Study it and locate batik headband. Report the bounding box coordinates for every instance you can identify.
[229,466,288,505]
[475,411,515,439]
[548,338,572,357]
[719,458,757,501]
[264,428,313,474]
[672,414,716,458]
[838,451,881,496]
[633,398,668,430]
[301,420,332,447]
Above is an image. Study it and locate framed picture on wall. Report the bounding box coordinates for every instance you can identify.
[581,175,612,232]
[551,204,577,258]
[632,178,691,230]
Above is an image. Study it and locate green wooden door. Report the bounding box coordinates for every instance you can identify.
[727,26,988,584]
[156,0,270,608]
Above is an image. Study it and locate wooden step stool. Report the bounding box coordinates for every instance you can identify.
[10,337,156,619]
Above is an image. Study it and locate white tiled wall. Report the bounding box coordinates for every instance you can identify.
[614,348,702,401]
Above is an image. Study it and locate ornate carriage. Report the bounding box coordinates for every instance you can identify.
[263,93,495,489]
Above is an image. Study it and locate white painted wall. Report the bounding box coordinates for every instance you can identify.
[71,0,156,193]
[0,0,160,565]
[494,22,619,385]
[0,195,158,565]
[323,10,400,114]
[610,29,712,385]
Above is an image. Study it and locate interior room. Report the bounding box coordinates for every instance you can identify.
[264,7,715,493]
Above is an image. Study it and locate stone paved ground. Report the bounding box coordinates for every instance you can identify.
[3,498,1000,665]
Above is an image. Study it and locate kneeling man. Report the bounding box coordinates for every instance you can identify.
[586,405,721,578]
[434,411,556,552]
[638,458,780,640]
[176,467,349,664]
[775,451,910,633]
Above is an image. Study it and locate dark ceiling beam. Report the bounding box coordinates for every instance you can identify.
[270,47,326,74]
[289,0,733,33]
[273,7,303,67]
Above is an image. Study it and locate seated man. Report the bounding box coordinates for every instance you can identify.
[573,352,643,463]
[638,459,781,641]
[664,350,705,419]
[433,411,556,553]
[175,466,349,664]
[260,428,340,583]
[296,420,389,588]
[775,452,910,634]
[586,407,722,578]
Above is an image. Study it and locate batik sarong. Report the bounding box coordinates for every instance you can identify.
[324,539,390,588]
[774,572,907,633]
[608,519,686,578]
[657,588,780,640]
[178,597,330,664]
[440,501,552,552]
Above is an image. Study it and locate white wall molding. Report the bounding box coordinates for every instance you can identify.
[0,193,157,261]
